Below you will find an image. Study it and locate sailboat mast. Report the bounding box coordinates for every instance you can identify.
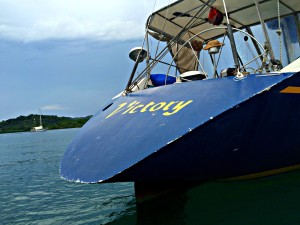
[39,109,42,127]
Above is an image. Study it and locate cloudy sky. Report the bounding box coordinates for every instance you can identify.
[0,1,299,121]
[0,0,171,121]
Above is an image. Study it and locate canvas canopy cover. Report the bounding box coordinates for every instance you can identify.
[147,0,300,43]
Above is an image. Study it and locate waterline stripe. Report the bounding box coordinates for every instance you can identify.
[280,86,300,94]
[219,164,300,181]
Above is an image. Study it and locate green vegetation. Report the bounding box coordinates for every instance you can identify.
[0,114,92,134]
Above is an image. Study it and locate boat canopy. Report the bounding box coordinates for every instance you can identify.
[147,0,300,43]
[125,0,299,92]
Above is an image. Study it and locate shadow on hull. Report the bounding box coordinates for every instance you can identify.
[109,72,300,183]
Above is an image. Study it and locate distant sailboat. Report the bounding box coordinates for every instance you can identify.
[31,109,47,132]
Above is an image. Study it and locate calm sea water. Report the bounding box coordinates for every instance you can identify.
[2,128,300,225]
[0,129,136,225]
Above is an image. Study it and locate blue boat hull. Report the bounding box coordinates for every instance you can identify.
[60,72,300,183]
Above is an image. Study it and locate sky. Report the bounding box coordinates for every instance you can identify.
[0,0,171,121]
[0,1,299,121]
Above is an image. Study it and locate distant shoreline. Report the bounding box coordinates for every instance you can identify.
[0,114,92,134]
[0,127,82,135]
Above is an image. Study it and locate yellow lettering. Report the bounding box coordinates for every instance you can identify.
[106,100,194,118]
[140,102,155,112]
[162,101,178,111]
[129,104,144,114]
[163,100,193,116]
[149,102,167,112]
[105,103,127,119]
[122,101,140,115]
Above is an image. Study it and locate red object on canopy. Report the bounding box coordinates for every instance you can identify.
[208,7,223,25]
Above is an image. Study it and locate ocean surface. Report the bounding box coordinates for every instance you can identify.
[0,129,136,225]
[1,128,300,225]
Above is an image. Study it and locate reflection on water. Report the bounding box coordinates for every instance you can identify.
[2,129,300,224]
[114,170,300,225]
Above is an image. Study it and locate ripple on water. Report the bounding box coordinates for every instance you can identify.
[0,129,136,225]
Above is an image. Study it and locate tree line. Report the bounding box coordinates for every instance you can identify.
[0,114,92,133]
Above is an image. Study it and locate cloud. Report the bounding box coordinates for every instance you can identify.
[0,16,144,42]
[41,104,67,111]
[0,0,172,42]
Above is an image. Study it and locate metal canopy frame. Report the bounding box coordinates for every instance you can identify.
[125,0,300,92]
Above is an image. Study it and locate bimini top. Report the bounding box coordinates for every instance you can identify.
[147,0,300,42]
